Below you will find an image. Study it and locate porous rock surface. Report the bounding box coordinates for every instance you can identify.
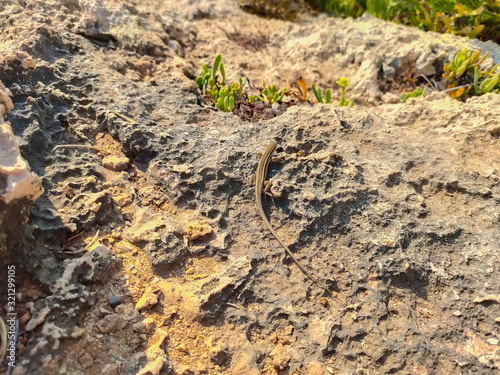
[0,77,43,276]
[1,0,500,374]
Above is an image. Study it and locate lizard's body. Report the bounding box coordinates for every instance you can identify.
[255,140,332,294]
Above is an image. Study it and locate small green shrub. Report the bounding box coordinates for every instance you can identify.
[309,0,364,18]
[249,82,287,104]
[400,87,427,102]
[336,77,354,106]
[195,55,357,114]
[308,0,500,43]
[196,54,225,99]
[196,55,249,112]
[311,84,332,103]
[443,49,499,99]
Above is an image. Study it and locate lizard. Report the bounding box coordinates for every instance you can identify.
[255,140,334,296]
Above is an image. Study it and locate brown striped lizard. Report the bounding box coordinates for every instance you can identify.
[255,140,334,297]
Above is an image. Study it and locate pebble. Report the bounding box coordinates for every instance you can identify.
[135,290,159,311]
[108,295,122,308]
[97,314,126,334]
[79,353,94,368]
[269,344,290,371]
[132,318,153,333]
[303,191,316,201]
[102,155,130,171]
[183,220,213,241]
[486,338,499,345]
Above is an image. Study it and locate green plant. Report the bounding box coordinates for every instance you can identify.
[311,84,332,103]
[309,0,364,18]
[308,0,500,44]
[442,49,499,99]
[216,86,236,112]
[196,55,249,112]
[249,82,287,104]
[473,64,500,95]
[400,86,427,102]
[215,78,248,112]
[443,49,488,81]
[337,77,354,106]
[196,54,225,100]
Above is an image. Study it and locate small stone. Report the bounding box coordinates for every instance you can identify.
[115,303,140,320]
[453,310,462,317]
[114,193,134,207]
[303,191,316,201]
[72,328,86,338]
[177,343,189,353]
[382,239,397,248]
[135,290,158,311]
[269,344,290,371]
[97,314,126,334]
[79,353,94,368]
[185,267,195,275]
[102,364,120,375]
[132,318,153,333]
[486,338,499,345]
[172,164,192,174]
[306,362,328,375]
[102,155,130,171]
[283,325,294,336]
[183,220,213,241]
[26,306,50,331]
[108,295,122,308]
[474,294,500,304]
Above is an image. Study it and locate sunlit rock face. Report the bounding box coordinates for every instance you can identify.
[0,79,43,271]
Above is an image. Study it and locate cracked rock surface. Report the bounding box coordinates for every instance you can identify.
[1,0,500,374]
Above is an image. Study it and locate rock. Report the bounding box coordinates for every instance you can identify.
[230,352,260,375]
[108,295,122,308]
[50,246,120,294]
[79,352,94,368]
[269,344,290,371]
[0,80,43,277]
[306,362,327,375]
[123,208,188,274]
[115,303,140,321]
[135,289,159,311]
[114,192,134,207]
[5,0,500,373]
[486,338,499,346]
[97,314,126,334]
[182,220,213,242]
[137,328,171,375]
[132,318,154,334]
[474,294,500,304]
[26,305,51,331]
[102,154,130,171]
[209,342,231,366]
